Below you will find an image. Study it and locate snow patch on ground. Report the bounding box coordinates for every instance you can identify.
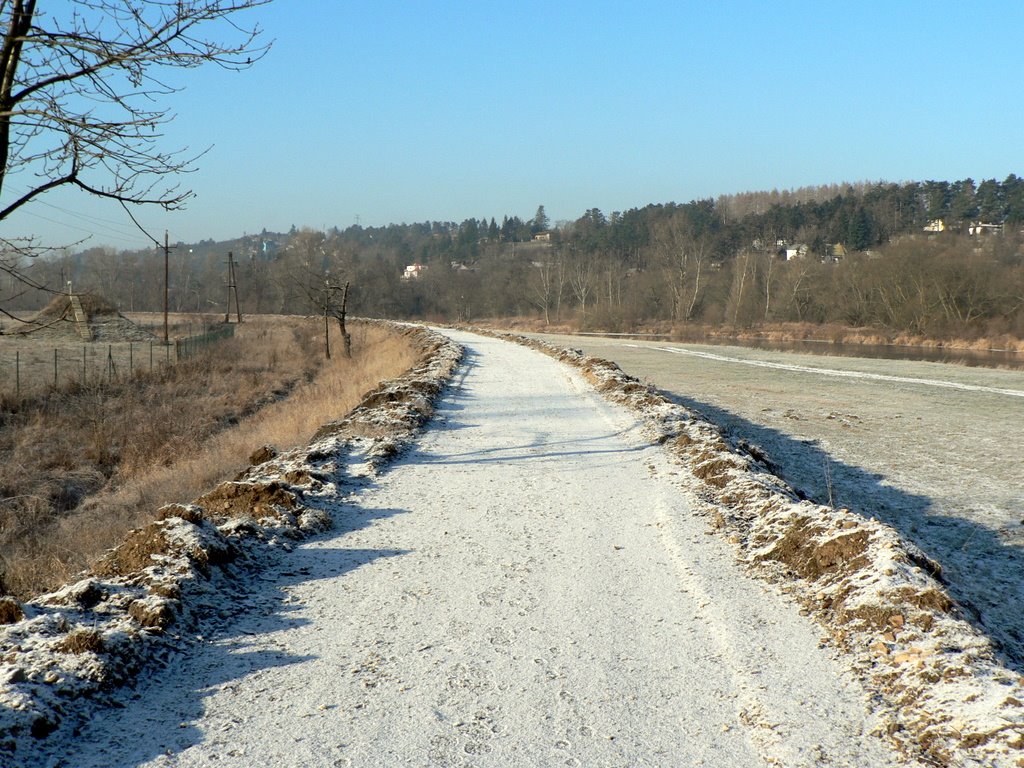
[483,329,1024,768]
[0,322,462,763]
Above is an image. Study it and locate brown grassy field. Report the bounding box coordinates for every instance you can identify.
[0,339,159,396]
[0,316,418,598]
[0,313,227,399]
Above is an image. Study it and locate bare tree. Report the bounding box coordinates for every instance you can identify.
[287,265,351,359]
[781,260,816,322]
[566,245,596,322]
[651,214,710,323]
[0,0,271,316]
[281,230,354,358]
[727,251,755,327]
[753,227,786,322]
[527,246,564,325]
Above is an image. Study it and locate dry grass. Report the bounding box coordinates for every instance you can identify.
[0,314,216,398]
[54,628,104,655]
[0,318,417,598]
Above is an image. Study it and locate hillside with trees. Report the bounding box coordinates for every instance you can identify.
[3,177,1023,345]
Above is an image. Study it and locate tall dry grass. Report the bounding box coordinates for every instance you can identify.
[0,318,418,598]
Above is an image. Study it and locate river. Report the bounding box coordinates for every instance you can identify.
[570,332,1024,369]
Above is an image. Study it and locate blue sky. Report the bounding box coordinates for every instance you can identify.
[6,0,1024,250]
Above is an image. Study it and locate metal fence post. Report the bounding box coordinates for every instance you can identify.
[53,348,57,388]
[15,350,19,397]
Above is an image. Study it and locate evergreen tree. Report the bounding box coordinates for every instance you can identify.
[532,205,550,233]
[1003,174,1024,223]
[975,178,1003,222]
[922,181,950,221]
[847,207,872,251]
[948,178,978,223]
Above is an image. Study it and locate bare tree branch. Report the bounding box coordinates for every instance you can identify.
[0,0,271,222]
[0,0,271,307]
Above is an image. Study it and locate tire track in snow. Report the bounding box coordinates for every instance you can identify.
[648,481,887,767]
[628,343,1024,398]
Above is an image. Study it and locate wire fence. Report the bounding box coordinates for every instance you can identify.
[175,323,235,360]
[0,323,236,400]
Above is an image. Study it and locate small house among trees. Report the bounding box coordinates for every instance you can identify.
[402,263,427,280]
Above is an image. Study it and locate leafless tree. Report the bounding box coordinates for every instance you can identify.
[282,231,353,358]
[287,265,351,359]
[651,215,710,323]
[727,250,755,327]
[755,225,781,321]
[527,246,564,325]
[567,245,596,321]
[0,0,272,317]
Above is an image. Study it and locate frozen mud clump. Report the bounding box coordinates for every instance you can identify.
[0,597,24,624]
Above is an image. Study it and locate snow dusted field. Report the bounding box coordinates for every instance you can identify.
[19,331,909,767]
[527,334,1024,673]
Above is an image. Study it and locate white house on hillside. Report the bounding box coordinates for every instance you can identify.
[402,263,427,280]
[968,221,1003,236]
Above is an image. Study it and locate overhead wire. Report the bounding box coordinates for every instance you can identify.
[1,184,161,247]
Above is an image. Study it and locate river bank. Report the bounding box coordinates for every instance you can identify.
[482,319,1024,368]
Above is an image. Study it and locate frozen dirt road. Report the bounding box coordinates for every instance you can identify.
[47,331,910,768]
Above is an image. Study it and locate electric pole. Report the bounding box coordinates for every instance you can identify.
[163,230,170,344]
[225,251,242,323]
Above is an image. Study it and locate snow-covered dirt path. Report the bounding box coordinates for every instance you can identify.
[526,332,1024,671]
[42,331,909,767]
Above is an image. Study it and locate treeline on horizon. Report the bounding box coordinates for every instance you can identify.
[5,176,1024,342]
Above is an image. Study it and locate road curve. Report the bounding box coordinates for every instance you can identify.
[50,330,909,768]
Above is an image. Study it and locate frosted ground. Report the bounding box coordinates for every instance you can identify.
[16,331,911,767]
[530,333,1024,671]
[5,327,1022,766]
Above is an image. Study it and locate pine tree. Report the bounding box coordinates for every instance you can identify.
[532,205,550,233]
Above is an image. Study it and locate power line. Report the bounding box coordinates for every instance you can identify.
[16,208,149,246]
[2,184,162,245]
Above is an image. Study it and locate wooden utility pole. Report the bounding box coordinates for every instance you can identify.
[324,299,331,359]
[163,230,170,344]
[225,252,242,323]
